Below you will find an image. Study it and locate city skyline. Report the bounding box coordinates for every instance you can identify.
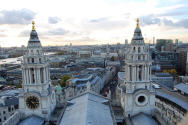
[0,0,188,47]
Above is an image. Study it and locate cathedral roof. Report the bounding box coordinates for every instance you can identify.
[28,21,40,43]
[60,92,114,125]
[131,18,145,45]
[18,116,44,125]
[132,113,158,125]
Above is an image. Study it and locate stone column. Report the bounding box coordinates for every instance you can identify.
[135,66,137,81]
[149,65,151,80]
[38,68,41,84]
[28,69,31,84]
[22,69,24,84]
[145,66,147,81]
[142,65,144,81]
[143,65,145,81]
[137,65,139,81]
[34,69,37,84]
[128,65,130,81]
[45,67,47,81]
[130,66,132,81]
[132,66,134,81]
[47,66,50,80]
[47,67,49,81]
[43,68,46,83]
[133,65,135,81]
[23,69,26,84]
[147,66,149,81]
[26,69,29,84]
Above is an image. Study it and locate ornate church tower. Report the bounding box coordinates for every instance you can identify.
[19,21,56,120]
[123,19,155,117]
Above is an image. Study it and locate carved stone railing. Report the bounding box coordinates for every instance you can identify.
[155,98,184,125]
[3,111,22,125]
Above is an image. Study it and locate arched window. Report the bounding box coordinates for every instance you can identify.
[37,50,39,54]
[138,47,141,53]
[32,58,34,63]
[133,47,136,52]
[138,55,141,60]
[31,68,35,84]
[40,68,44,83]
[130,66,132,81]
[139,65,142,81]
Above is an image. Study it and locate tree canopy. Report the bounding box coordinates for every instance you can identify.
[16,82,22,88]
[60,75,71,87]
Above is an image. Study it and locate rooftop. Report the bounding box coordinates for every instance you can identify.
[156,88,188,111]
[154,73,172,77]
[132,113,158,125]
[60,92,115,125]
[174,83,188,95]
[18,116,44,125]
[118,72,125,81]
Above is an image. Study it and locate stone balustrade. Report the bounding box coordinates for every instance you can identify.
[155,98,184,125]
[3,111,22,125]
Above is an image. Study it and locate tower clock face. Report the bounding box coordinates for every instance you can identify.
[26,96,39,109]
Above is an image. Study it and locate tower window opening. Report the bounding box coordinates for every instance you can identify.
[32,58,34,63]
[130,66,132,81]
[40,68,44,83]
[133,47,136,52]
[138,55,141,60]
[139,66,142,81]
[39,58,41,63]
[138,47,141,53]
[31,68,35,84]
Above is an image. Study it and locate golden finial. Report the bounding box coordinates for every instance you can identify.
[136,18,139,28]
[32,21,35,30]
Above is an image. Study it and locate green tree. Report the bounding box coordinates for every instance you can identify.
[57,51,66,55]
[169,69,177,76]
[111,56,115,61]
[60,75,71,87]
[16,82,22,88]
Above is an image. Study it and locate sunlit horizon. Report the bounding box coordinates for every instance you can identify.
[0,0,188,47]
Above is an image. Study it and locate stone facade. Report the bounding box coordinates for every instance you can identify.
[18,21,56,120]
[121,19,155,117]
[0,105,16,124]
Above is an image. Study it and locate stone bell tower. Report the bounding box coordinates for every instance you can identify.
[19,21,56,120]
[123,18,155,117]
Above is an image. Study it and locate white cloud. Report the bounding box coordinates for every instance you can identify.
[48,17,61,24]
[0,0,187,47]
[0,9,35,24]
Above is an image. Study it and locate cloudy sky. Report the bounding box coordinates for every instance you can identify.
[0,0,188,47]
